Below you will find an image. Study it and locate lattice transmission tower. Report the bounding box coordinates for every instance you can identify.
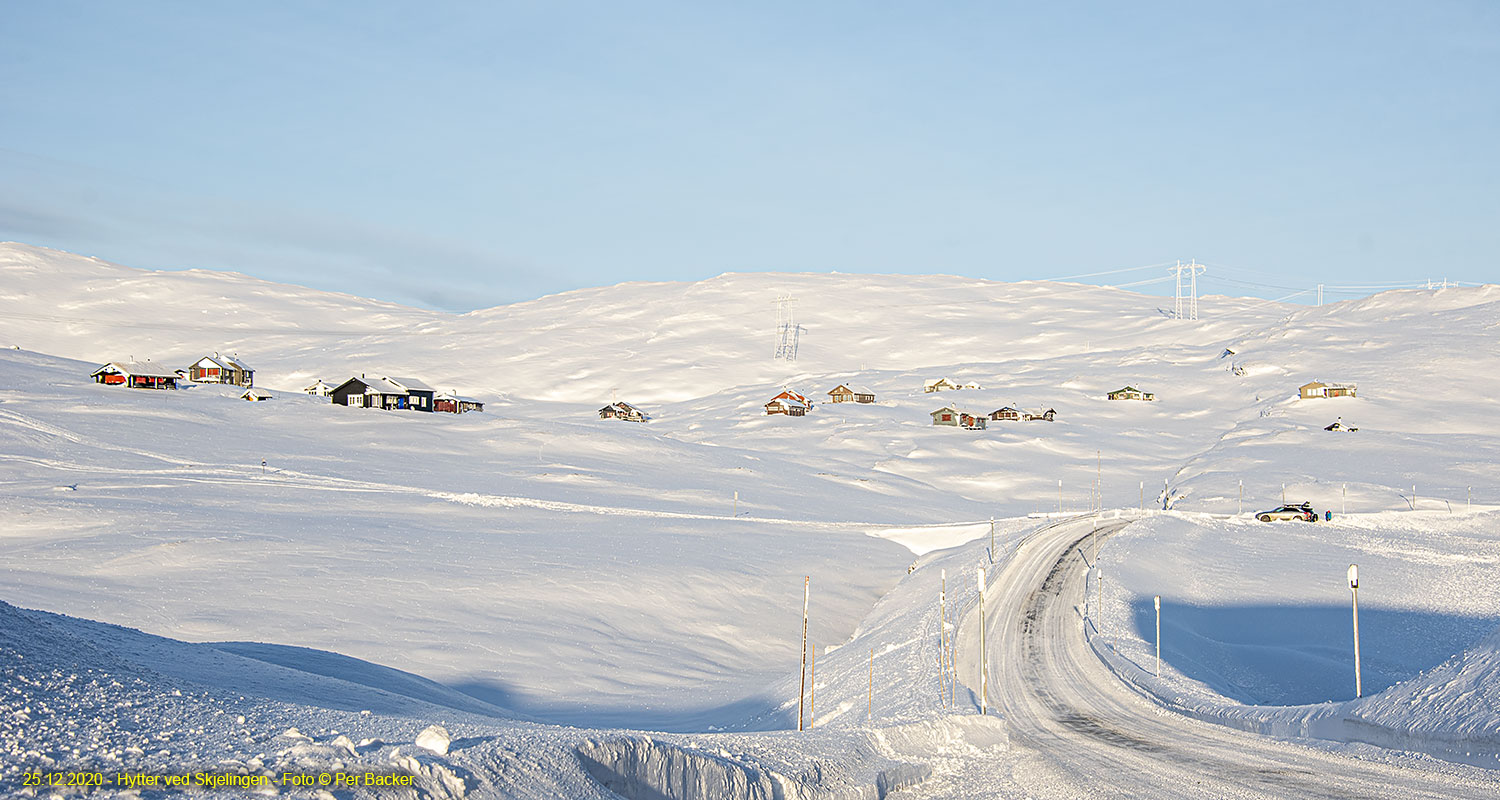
[773,295,801,361]
[1170,259,1206,320]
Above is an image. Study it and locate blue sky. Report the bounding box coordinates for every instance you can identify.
[1,2,1495,310]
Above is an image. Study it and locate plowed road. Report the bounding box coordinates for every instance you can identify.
[967,515,1498,799]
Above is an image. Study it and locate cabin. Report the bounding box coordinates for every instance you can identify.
[765,391,810,416]
[599,401,647,422]
[990,406,1021,421]
[383,377,436,412]
[435,391,485,414]
[187,354,254,387]
[1300,381,1357,399]
[1324,417,1358,432]
[923,378,961,393]
[90,361,179,390]
[827,384,875,404]
[1107,386,1155,401]
[241,388,273,402]
[330,376,410,410]
[304,379,335,397]
[1022,408,1057,422]
[932,406,987,429]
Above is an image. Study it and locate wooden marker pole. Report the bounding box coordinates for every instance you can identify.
[799,576,809,731]
[733,490,738,517]
[989,517,995,563]
[868,647,874,722]
[1238,480,1243,516]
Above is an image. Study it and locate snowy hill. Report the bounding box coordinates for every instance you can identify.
[3,242,1499,795]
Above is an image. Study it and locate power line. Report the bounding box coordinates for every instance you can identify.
[1039,261,1176,282]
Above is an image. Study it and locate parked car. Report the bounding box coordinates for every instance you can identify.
[1256,502,1316,522]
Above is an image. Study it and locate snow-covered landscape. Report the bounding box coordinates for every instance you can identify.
[3,242,1499,798]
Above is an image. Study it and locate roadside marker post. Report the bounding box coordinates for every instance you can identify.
[1154,595,1162,677]
[1096,567,1103,634]
[868,647,874,721]
[977,567,988,715]
[989,517,995,563]
[799,576,809,730]
[1091,518,1098,564]
[939,570,949,707]
[1349,565,1363,698]
[1238,480,1243,516]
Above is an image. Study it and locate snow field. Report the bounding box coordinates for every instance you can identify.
[3,243,1500,794]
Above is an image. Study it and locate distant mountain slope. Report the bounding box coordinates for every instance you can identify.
[0,242,1294,402]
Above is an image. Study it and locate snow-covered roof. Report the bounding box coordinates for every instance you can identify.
[829,384,874,395]
[338,376,407,395]
[438,391,483,403]
[384,376,434,392]
[930,405,964,415]
[197,354,252,372]
[241,388,273,400]
[304,379,332,389]
[92,360,178,379]
[767,397,807,409]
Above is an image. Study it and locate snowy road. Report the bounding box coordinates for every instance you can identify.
[971,515,1500,799]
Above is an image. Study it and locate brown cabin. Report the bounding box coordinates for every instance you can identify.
[827,384,875,404]
[1107,386,1155,401]
[1300,381,1357,399]
[599,401,646,421]
[188,354,254,387]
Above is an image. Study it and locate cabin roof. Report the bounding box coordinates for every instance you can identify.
[93,360,178,379]
[384,376,434,392]
[198,354,253,371]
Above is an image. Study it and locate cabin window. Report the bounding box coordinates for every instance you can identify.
[941,413,952,421]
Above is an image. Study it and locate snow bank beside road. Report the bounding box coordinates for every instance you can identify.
[1093,512,1500,767]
